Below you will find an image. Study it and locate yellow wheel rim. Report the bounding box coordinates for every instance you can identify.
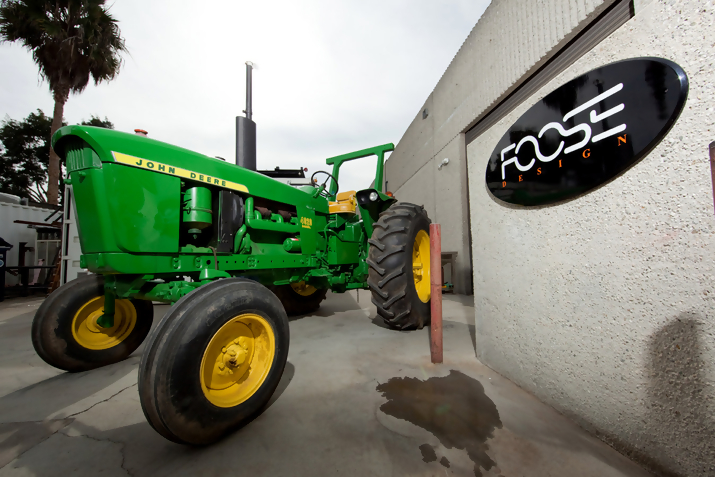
[412,229,431,303]
[290,281,317,296]
[71,297,137,350]
[200,313,276,408]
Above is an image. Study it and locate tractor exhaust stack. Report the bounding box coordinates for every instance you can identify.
[236,61,257,170]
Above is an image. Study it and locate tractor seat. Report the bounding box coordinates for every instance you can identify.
[329,190,357,214]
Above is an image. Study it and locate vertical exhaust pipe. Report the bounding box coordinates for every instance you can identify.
[244,61,253,121]
[236,61,257,170]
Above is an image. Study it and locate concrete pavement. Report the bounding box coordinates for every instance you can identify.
[0,292,652,476]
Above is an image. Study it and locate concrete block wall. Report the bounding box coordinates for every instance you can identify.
[467,1,715,474]
[385,0,619,294]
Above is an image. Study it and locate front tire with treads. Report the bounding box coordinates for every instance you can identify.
[32,274,153,372]
[367,202,431,330]
[138,278,289,445]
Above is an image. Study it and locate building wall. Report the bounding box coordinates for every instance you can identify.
[60,186,87,285]
[0,202,57,286]
[467,1,714,475]
[385,0,620,294]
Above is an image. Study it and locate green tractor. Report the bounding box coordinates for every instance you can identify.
[32,124,432,444]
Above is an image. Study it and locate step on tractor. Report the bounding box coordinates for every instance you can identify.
[31,114,433,444]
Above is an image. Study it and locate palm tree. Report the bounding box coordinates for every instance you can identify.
[0,0,127,204]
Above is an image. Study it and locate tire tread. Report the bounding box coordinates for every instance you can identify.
[367,202,431,330]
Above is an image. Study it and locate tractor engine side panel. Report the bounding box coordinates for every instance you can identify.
[70,167,121,254]
[70,161,180,255]
[104,163,180,253]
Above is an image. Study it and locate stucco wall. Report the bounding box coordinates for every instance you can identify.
[467,1,715,474]
[385,0,619,294]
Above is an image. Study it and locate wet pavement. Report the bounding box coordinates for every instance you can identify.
[0,292,652,476]
[378,370,502,476]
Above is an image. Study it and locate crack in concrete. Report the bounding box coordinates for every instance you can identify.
[0,418,73,471]
[0,368,138,472]
[59,383,138,476]
[59,428,134,477]
[65,383,137,419]
[0,378,139,473]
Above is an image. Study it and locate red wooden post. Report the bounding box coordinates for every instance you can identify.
[710,142,715,217]
[430,224,443,364]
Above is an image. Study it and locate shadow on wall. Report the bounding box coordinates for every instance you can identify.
[644,313,715,476]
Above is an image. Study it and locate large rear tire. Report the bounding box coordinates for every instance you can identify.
[138,278,289,445]
[270,282,327,316]
[31,274,153,372]
[367,202,432,330]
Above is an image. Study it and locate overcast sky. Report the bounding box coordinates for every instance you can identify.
[0,0,490,192]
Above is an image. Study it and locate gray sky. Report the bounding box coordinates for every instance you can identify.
[0,0,489,193]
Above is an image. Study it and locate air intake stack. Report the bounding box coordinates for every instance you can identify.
[236,61,257,170]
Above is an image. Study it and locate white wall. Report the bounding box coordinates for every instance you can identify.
[385,0,620,294]
[0,202,57,286]
[60,186,87,285]
[467,1,714,474]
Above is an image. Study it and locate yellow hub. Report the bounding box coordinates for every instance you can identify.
[412,229,431,303]
[200,313,276,408]
[71,296,137,350]
[290,281,317,296]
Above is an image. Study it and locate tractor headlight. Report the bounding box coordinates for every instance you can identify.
[369,191,379,201]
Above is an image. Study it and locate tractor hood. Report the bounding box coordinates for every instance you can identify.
[52,125,329,214]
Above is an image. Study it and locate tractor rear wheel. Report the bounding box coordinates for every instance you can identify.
[138,278,289,445]
[31,274,153,372]
[270,282,327,315]
[367,202,431,330]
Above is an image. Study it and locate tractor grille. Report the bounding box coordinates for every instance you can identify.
[65,139,102,173]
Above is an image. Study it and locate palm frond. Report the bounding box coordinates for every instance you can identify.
[0,0,127,101]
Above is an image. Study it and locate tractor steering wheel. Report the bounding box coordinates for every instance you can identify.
[310,171,339,198]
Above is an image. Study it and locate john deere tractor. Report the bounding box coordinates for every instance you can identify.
[31,124,432,445]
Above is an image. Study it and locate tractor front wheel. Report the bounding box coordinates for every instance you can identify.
[367,202,432,330]
[138,278,289,445]
[31,274,154,372]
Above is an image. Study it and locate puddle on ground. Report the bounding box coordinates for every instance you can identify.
[377,370,502,477]
[419,443,437,463]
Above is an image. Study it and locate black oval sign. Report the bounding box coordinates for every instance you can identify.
[486,57,688,206]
